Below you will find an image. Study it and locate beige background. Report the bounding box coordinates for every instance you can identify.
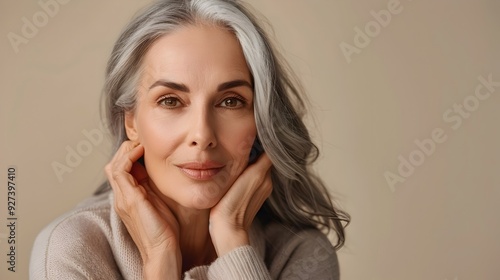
[1,0,499,279]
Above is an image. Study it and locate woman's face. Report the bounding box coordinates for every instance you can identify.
[125,24,256,209]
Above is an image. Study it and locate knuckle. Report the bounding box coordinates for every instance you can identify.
[265,185,273,196]
[266,180,273,189]
[111,170,123,181]
[114,196,134,215]
[104,164,112,176]
[114,202,125,215]
[264,179,273,195]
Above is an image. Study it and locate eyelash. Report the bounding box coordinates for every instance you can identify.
[157,95,181,108]
[219,95,247,109]
[156,94,248,109]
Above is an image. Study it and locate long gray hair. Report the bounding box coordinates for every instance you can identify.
[97,0,350,249]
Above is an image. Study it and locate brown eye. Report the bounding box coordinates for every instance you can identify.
[158,96,181,108]
[220,97,244,108]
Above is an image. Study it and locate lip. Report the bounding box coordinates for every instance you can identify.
[176,161,225,181]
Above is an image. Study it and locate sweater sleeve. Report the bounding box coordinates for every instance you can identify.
[184,226,340,280]
[184,246,271,280]
[272,229,340,280]
[30,209,123,280]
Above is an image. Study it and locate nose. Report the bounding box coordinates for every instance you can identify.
[187,107,217,150]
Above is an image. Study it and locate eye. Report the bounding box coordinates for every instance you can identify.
[157,96,181,108]
[219,96,246,109]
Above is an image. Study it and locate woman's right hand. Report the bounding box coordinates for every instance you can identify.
[104,141,181,279]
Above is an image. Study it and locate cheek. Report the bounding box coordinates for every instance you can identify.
[218,117,257,163]
[137,115,183,161]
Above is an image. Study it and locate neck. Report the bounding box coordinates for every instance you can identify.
[148,179,217,272]
[175,208,217,271]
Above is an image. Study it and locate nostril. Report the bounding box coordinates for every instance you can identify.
[190,140,215,148]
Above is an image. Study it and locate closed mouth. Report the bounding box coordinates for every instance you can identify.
[175,161,225,180]
[177,166,223,180]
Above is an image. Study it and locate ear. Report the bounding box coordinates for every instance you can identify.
[124,111,139,141]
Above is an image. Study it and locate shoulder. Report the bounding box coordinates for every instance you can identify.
[30,191,122,279]
[263,222,340,280]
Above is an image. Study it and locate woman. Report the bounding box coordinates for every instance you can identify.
[30,0,350,279]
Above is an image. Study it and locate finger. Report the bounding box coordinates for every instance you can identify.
[106,142,146,205]
[243,179,272,228]
[131,160,148,185]
[109,140,141,167]
[216,164,272,216]
[230,152,271,191]
[238,152,273,194]
[110,143,144,191]
[249,170,273,204]
[105,140,140,186]
[252,152,273,173]
[114,170,146,199]
[113,142,144,175]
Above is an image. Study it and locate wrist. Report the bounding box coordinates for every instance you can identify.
[210,226,249,256]
[143,247,181,279]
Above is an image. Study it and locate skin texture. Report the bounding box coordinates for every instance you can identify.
[104,24,273,278]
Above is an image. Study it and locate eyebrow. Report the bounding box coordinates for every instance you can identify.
[149,80,189,92]
[217,80,253,92]
[148,79,253,93]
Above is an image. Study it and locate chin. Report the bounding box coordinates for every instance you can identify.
[188,197,220,210]
[187,181,228,209]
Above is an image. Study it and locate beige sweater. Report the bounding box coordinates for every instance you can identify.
[30,191,340,279]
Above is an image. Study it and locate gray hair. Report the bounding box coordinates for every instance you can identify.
[98,0,350,249]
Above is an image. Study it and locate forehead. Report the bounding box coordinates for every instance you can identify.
[141,24,251,83]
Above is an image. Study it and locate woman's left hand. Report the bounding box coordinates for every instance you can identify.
[209,153,273,256]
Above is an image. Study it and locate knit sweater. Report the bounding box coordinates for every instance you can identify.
[30,191,340,279]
